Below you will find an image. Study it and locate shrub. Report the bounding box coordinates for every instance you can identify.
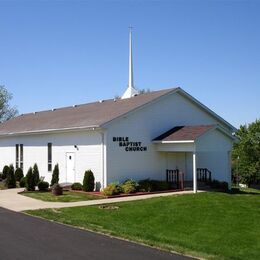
[138,179,155,192]
[102,183,123,196]
[5,164,16,188]
[83,170,95,192]
[38,181,49,191]
[51,164,59,186]
[71,182,83,190]
[26,167,35,191]
[153,181,172,191]
[15,168,24,182]
[19,177,26,188]
[2,165,10,180]
[138,179,172,192]
[52,183,63,196]
[122,179,139,194]
[210,179,229,191]
[0,173,2,180]
[32,163,40,186]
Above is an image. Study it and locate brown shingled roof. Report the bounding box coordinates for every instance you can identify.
[0,88,177,135]
[153,125,215,141]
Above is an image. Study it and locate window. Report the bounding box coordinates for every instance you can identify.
[15,144,19,169]
[48,143,52,172]
[20,144,23,170]
[15,144,23,170]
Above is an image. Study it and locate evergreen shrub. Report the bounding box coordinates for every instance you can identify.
[51,164,59,186]
[15,168,24,182]
[83,170,95,192]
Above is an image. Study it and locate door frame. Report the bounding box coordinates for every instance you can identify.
[66,152,76,183]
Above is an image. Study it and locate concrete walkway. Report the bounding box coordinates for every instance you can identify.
[0,188,197,212]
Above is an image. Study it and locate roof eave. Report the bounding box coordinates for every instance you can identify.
[177,89,237,132]
[153,140,195,144]
[0,125,103,138]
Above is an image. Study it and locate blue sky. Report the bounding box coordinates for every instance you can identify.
[0,0,259,128]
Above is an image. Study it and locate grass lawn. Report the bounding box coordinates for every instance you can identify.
[26,190,260,259]
[22,191,104,202]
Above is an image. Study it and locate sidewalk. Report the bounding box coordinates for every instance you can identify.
[0,188,197,212]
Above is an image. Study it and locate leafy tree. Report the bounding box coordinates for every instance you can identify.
[0,85,18,122]
[51,164,59,186]
[232,119,260,185]
[139,88,150,94]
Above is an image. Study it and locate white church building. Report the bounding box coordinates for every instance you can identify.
[0,30,236,192]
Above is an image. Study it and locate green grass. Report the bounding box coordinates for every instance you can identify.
[26,190,260,259]
[22,191,104,202]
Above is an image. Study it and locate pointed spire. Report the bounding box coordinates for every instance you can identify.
[122,27,139,99]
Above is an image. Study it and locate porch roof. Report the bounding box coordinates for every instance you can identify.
[153,125,215,143]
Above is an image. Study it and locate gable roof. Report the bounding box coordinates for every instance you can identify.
[0,88,176,136]
[153,125,215,142]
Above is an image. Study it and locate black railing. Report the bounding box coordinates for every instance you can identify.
[166,169,184,190]
[197,168,212,183]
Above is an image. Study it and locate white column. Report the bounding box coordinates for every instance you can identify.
[193,152,197,193]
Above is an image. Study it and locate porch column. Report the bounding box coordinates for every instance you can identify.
[193,151,197,193]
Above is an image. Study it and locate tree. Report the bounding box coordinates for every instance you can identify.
[83,170,95,192]
[139,88,150,94]
[0,85,18,122]
[2,165,10,180]
[26,167,35,191]
[51,164,59,186]
[32,163,40,186]
[5,164,16,188]
[15,168,24,182]
[232,119,260,186]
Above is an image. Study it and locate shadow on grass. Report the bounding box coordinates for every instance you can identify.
[229,189,260,195]
[197,186,260,195]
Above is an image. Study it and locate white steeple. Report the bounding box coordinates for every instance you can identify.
[121,27,139,99]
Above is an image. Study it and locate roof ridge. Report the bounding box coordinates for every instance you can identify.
[13,87,177,119]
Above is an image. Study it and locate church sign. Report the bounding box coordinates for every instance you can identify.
[113,137,147,152]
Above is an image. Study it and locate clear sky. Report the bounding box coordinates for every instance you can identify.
[0,0,259,128]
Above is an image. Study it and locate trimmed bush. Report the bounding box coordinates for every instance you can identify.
[26,167,35,191]
[83,170,95,192]
[210,179,229,191]
[71,182,83,191]
[5,164,16,189]
[38,181,49,191]
[15,168,24,182]
[138,179,154,192]
[19,177,26,188]
[122,179,139,194]
[2,165,10,180]
[32,163,40,186]
[102,183,123,196]
[138,179,172,192]
[51,164,59,186]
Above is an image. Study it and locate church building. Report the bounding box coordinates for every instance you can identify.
[0,30,236,192]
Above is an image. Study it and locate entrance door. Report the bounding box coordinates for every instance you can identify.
[66,152,75,183]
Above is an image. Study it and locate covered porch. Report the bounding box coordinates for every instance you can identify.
[153,125,216,193]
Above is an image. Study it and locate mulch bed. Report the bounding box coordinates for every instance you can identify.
[70,188,185,198]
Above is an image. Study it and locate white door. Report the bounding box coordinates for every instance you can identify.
[66,152,75,183]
